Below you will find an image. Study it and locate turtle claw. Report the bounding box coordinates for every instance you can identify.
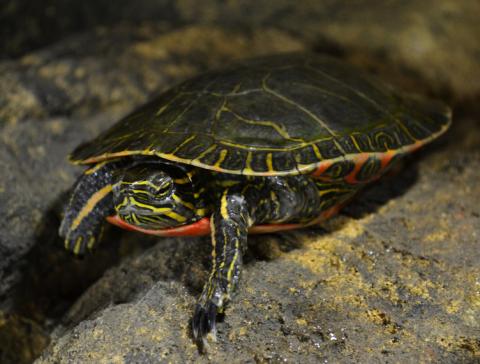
[192,301,218,348]
[63,232,97,257]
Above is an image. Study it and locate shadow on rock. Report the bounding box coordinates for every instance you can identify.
[342,160,420,220]
[6,192,123,334]
[0,192,120,363]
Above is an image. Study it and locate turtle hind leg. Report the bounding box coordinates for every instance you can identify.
[192,191,250,347]
[59,162,117,256]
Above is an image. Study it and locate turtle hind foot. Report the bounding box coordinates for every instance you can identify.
[192,301,219,351]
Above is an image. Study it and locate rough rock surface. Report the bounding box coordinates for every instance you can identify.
[0,2,479,363]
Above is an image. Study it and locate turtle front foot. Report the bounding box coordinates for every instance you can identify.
[63,230,99,256]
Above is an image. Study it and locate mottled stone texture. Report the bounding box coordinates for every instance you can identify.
[0,1,478,363]
[2,1,478,96]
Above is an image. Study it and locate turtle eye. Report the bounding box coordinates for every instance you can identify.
[151,182,172,197]
[147,174,173,198]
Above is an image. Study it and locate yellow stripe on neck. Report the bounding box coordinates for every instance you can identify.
[220,190,229,220]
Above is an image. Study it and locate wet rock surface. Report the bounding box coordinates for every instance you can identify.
[0,2,479,363]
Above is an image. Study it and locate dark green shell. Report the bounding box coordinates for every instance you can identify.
[70,53,451,176]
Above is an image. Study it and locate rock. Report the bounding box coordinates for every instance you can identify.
[176,0,480,99]
[1,24,305,125]
[0,0,175,58]
[1,3,479,363]
[3,1,479,98]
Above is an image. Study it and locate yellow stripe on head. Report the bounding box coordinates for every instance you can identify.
[126,198,187,223]
[131,213,140,225]
[162,210,187,222]
[123,180,168,191]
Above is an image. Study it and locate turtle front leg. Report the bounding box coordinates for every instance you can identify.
[192,190,252,344]
[59,162,116,255]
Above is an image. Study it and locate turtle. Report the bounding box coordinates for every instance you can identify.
[59,53,451,345]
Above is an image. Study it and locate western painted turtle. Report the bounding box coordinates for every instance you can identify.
[59,53,451,345]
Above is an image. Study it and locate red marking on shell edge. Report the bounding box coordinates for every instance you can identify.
[305,203,344,225]
[107,215,308,236]
[408,140,425,153]
[311,161,332,178]
[106,216,211,236]
[380,150,396,169]
[106,203,345,237]
[344,153,370,184]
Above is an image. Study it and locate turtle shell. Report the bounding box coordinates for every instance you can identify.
[70,53,451,176]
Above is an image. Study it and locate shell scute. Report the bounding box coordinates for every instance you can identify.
[70,53,451,176]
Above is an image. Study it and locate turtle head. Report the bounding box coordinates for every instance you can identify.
[113,164,200,229]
